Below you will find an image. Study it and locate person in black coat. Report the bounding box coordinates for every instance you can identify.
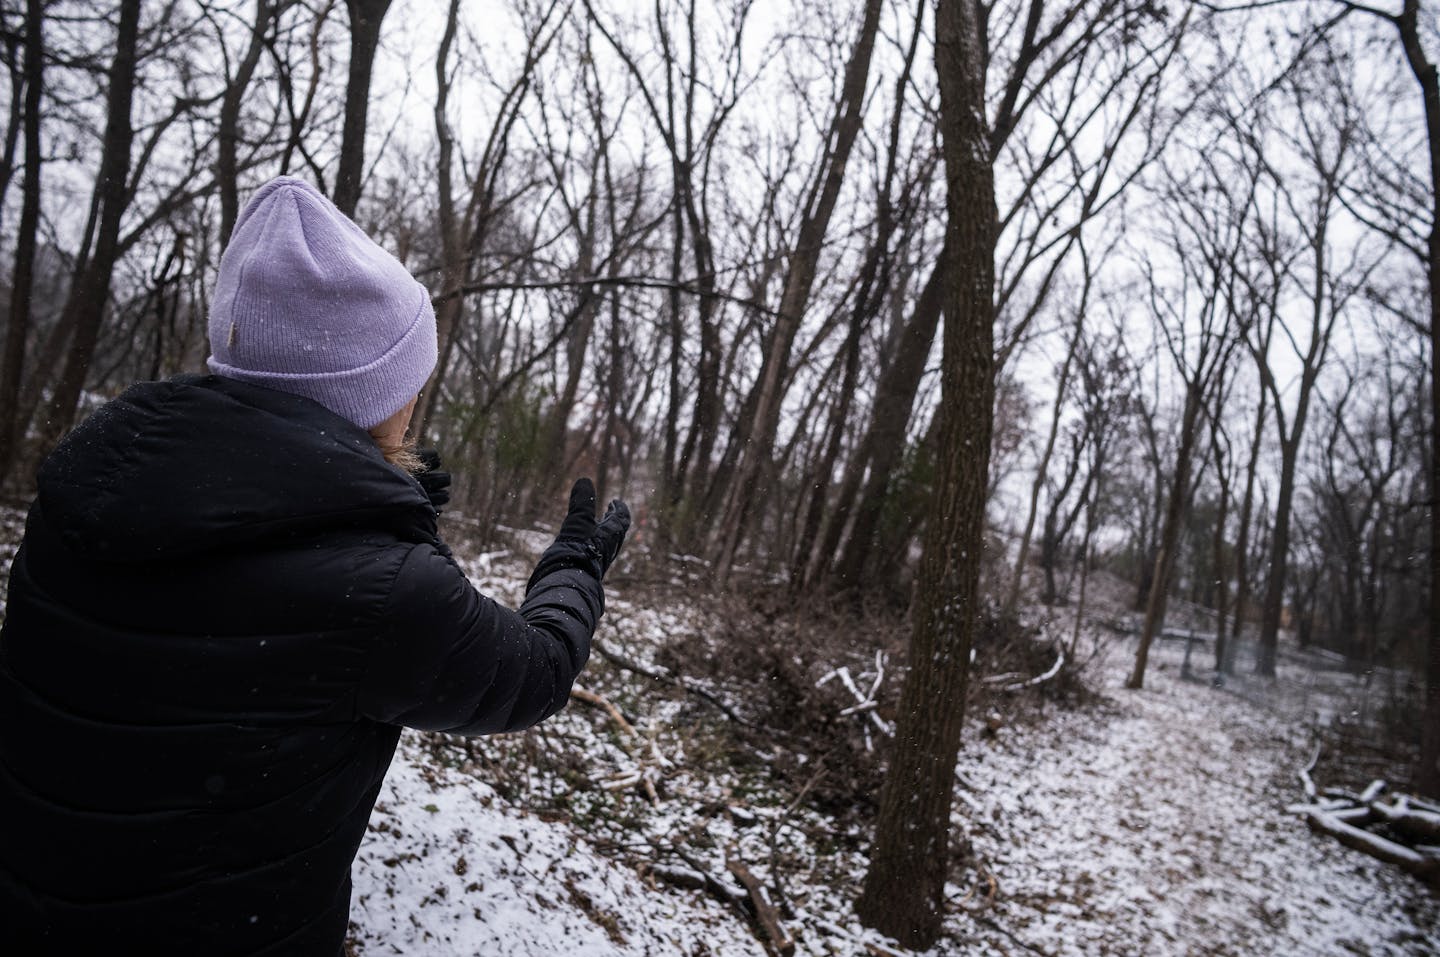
[0,177,629,955]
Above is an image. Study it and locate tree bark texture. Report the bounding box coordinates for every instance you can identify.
[854,0,995,945]
[1395,0,1440,798]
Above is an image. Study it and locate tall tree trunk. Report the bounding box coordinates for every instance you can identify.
[596,289,623,504]
[855,0,994,945]
[827,250,945,589]
[1005,309,1084,617]
[1211,468,1232,677]
[0,6,24,235]
[31,0,141,457]
[791,314,863,588]
[1255,437,1300,676]
[332,0,392,216]
[1229,383,1267,664]
[218,0,277,248]
[1386,0,1439,795]
[0,0,43,486]
[711,0,883,585]
[415,0,463,444]
[1128,380,1203,690]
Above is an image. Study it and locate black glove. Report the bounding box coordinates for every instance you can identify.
[415,447,452,513]
[555,477,630,579]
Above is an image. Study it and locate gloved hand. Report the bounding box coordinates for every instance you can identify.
[555,477,630,579]
[415,447,452,513]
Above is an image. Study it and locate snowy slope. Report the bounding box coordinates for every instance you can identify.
[348,735,762,956]
[341,545,1438,956]
[0,510,1433,955]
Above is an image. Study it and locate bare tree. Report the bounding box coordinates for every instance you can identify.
[1127,141,1251,690]
[709,0,885,587]
[854,0,994,943]
[1335,0,1440,797]
[31,0,143,457]
[332,0,391,215]
[218,0,287,246]
[0,0,42,482]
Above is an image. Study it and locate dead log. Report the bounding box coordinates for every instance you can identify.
[640,862,749,908]
[727,859,795,956]
[1305,811,1438,880]
[1407,794,1440,816]
[1369,798,1440,844]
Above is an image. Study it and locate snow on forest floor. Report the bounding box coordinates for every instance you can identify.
[0,508,1434,955]
[343,537,1439,957]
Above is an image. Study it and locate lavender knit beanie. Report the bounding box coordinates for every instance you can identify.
[207,176,437,430]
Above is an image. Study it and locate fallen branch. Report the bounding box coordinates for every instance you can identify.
[641,862,748,909]
[571,686,639,737]
[1285,799,1350,815]
[727,859,795,956]
[1369,798,1440,843]
[830,665,893,741]
[593,644,761,730]
[1305,811,1438,879]
[570,686,662,804]
[1002,645,1065,692]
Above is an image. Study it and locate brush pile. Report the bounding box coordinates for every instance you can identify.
[1288,750,1440,884]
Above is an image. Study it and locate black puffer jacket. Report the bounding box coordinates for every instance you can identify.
[0,374,603,955]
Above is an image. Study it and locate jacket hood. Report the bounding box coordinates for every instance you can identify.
[37,374,434,562]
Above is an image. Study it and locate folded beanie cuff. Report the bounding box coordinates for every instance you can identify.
[209,291,437,430]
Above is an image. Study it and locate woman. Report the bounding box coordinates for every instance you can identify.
[0,176,629,954]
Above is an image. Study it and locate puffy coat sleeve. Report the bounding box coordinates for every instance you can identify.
[356,540,603,735]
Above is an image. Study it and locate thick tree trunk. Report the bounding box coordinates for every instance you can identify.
[0,0,43,486]
[1395,0,1440,798]
[854,0,994,945]
[32,0,141,456]
[332,0,392,216]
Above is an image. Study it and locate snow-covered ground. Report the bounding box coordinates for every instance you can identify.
[345,545,1438,957]
[0,510,1433,954]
